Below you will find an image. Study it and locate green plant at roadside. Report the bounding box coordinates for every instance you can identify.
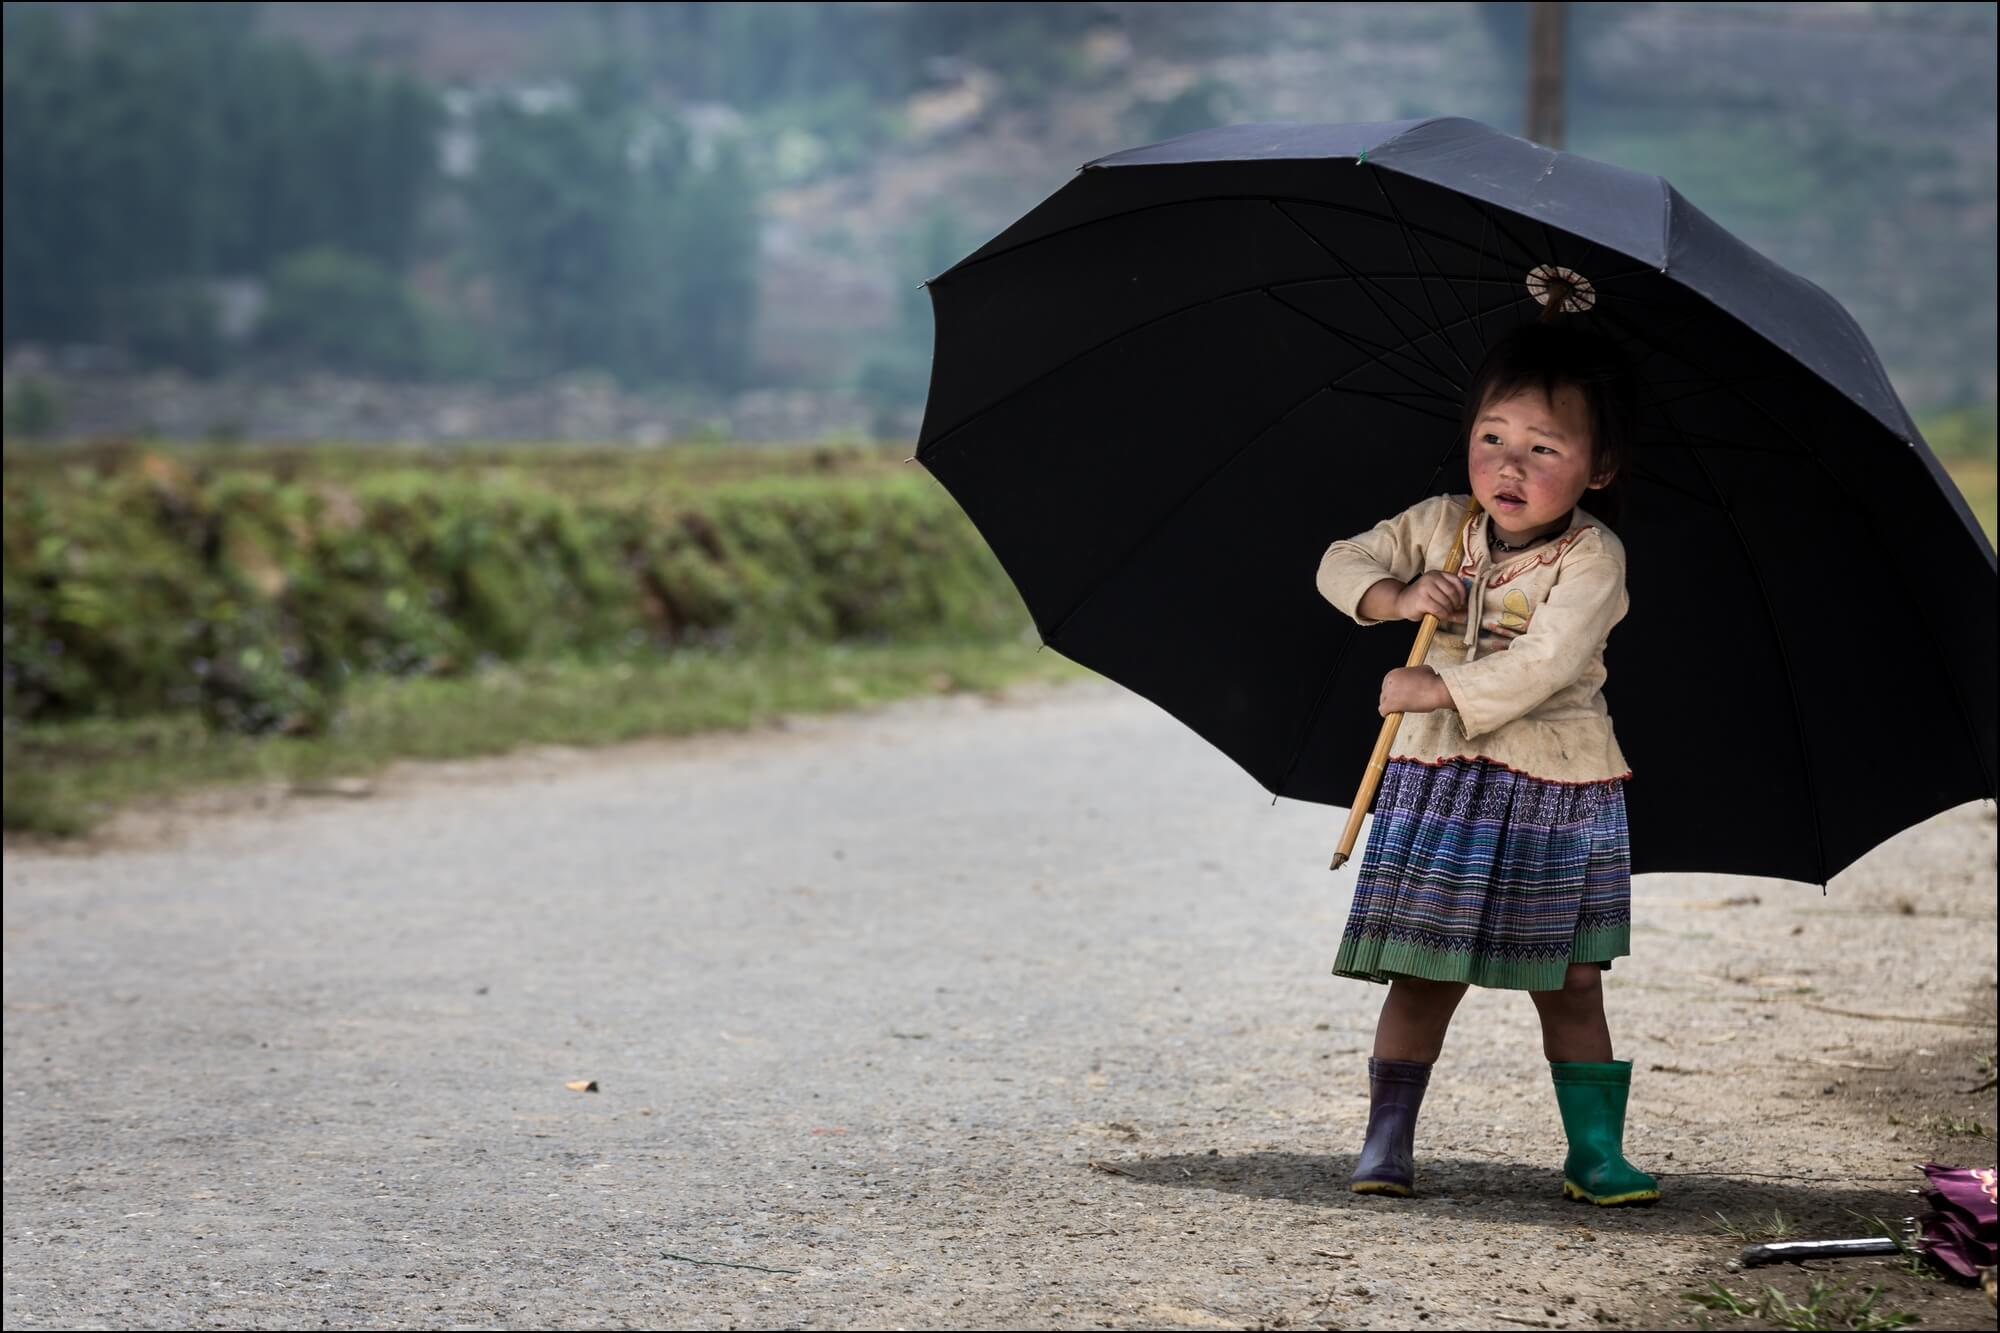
[2,377,62,437]
[1682,1277,1915,1331]
[1711,1210,1798,1242]
[1915,403,1998,460]
[1845,1210,1942,1285]
[2,446,1032,737]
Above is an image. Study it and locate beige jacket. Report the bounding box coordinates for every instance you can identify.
[1315,493,1632,784]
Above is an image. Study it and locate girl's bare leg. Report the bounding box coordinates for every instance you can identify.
[1530,962,1615,1062]
[1371,976,1470,1062]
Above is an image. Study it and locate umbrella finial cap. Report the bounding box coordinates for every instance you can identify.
[1528,264,1595,319]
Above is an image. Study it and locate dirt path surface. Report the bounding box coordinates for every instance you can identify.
[5,678,1996,1330]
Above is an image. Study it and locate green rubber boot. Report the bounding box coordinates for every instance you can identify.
[1549,1059,1660,1206]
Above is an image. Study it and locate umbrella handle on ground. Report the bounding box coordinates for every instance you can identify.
[1330,499,1483,871]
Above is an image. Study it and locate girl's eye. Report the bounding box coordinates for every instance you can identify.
[1481,433,1556,454]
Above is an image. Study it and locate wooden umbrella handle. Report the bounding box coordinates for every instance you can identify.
[1329,498,1483,870]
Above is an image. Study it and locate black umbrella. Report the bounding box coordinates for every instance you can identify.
[914,117,1997,886]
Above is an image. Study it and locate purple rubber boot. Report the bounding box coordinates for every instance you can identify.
[1351,1057,1432,1197]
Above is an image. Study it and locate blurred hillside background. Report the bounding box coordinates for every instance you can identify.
[3,0,1995,446]
[4,1,1995,837]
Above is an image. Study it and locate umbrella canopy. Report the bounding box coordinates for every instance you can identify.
[915,117,1996,886]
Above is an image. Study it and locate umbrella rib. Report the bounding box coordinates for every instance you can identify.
[1264,289,1462,404]
[1473,202,1492,349]
[950,183,1675,313]
[1657,427,1802,456]
[1418,432,1468,509]
[922,272,1521,458]
[1267,202,1463,393]
[1604,304,1833,882]
[1470,201,1796,440]
[1038,323,1470,653]
[1619,306,1716,375]
[1040,382,1334,648]
[1484,200,1913,444]
[1366,169,1474,379]
[1474,201,1619,332]
[1740,470,1993,806]
[1457,198,1552,335]
[1317,384,1462,423]
[919,275,1390,458]
[1274,620,1366,804]
[1650,376,1790,398]
[1587,284,1702,311]
[927,191,1671,456]
[1675,437,1832,888]
[1601,302,1994,802]
[1626,465,1730,510]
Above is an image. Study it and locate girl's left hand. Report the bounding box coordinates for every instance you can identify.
[1379,666,1452,717]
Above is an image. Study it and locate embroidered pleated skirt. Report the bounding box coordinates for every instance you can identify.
[1331,756,1631,992]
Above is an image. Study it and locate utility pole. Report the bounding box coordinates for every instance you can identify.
[1525,1,1567,149]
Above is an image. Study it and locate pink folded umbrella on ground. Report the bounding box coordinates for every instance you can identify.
[1914,1163,1998,1282]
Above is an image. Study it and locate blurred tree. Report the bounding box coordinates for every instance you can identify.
[258,248,425,379]
[900,2,1109,99]
[2,5,91,345]
[465,97,629,377]
[0,2,438,367]
[111,279,225,376]
[858,204,969,417]
[466,71,759,389]
[638,2,906,105]
[2,377,64,438]
[667,137,759,390]
[633,2,1112,139]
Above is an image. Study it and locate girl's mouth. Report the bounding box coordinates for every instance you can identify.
[1494,492,1525,508]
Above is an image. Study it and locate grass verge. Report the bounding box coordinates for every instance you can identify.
[3,634,1099,840]
[1943,456,1996,539]
[1711,1210,1799,1242]
[1682,1277,1916,1331]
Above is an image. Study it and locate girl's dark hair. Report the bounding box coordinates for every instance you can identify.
[1457,320,1637,531]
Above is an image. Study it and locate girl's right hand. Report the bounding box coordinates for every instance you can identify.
[1393,571,1466,623]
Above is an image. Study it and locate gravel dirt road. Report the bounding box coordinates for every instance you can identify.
[5,677,1996,1330]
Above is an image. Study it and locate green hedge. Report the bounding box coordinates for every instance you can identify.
[3,447,1029,735]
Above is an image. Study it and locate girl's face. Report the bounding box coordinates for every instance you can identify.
[1468,382,1610,541]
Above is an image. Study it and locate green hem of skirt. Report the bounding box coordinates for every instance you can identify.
[1331,926,1630,992]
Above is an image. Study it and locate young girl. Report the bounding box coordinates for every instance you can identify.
[1314,319,1657,1207]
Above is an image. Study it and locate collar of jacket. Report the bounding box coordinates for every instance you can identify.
[1458,503,1595,661]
